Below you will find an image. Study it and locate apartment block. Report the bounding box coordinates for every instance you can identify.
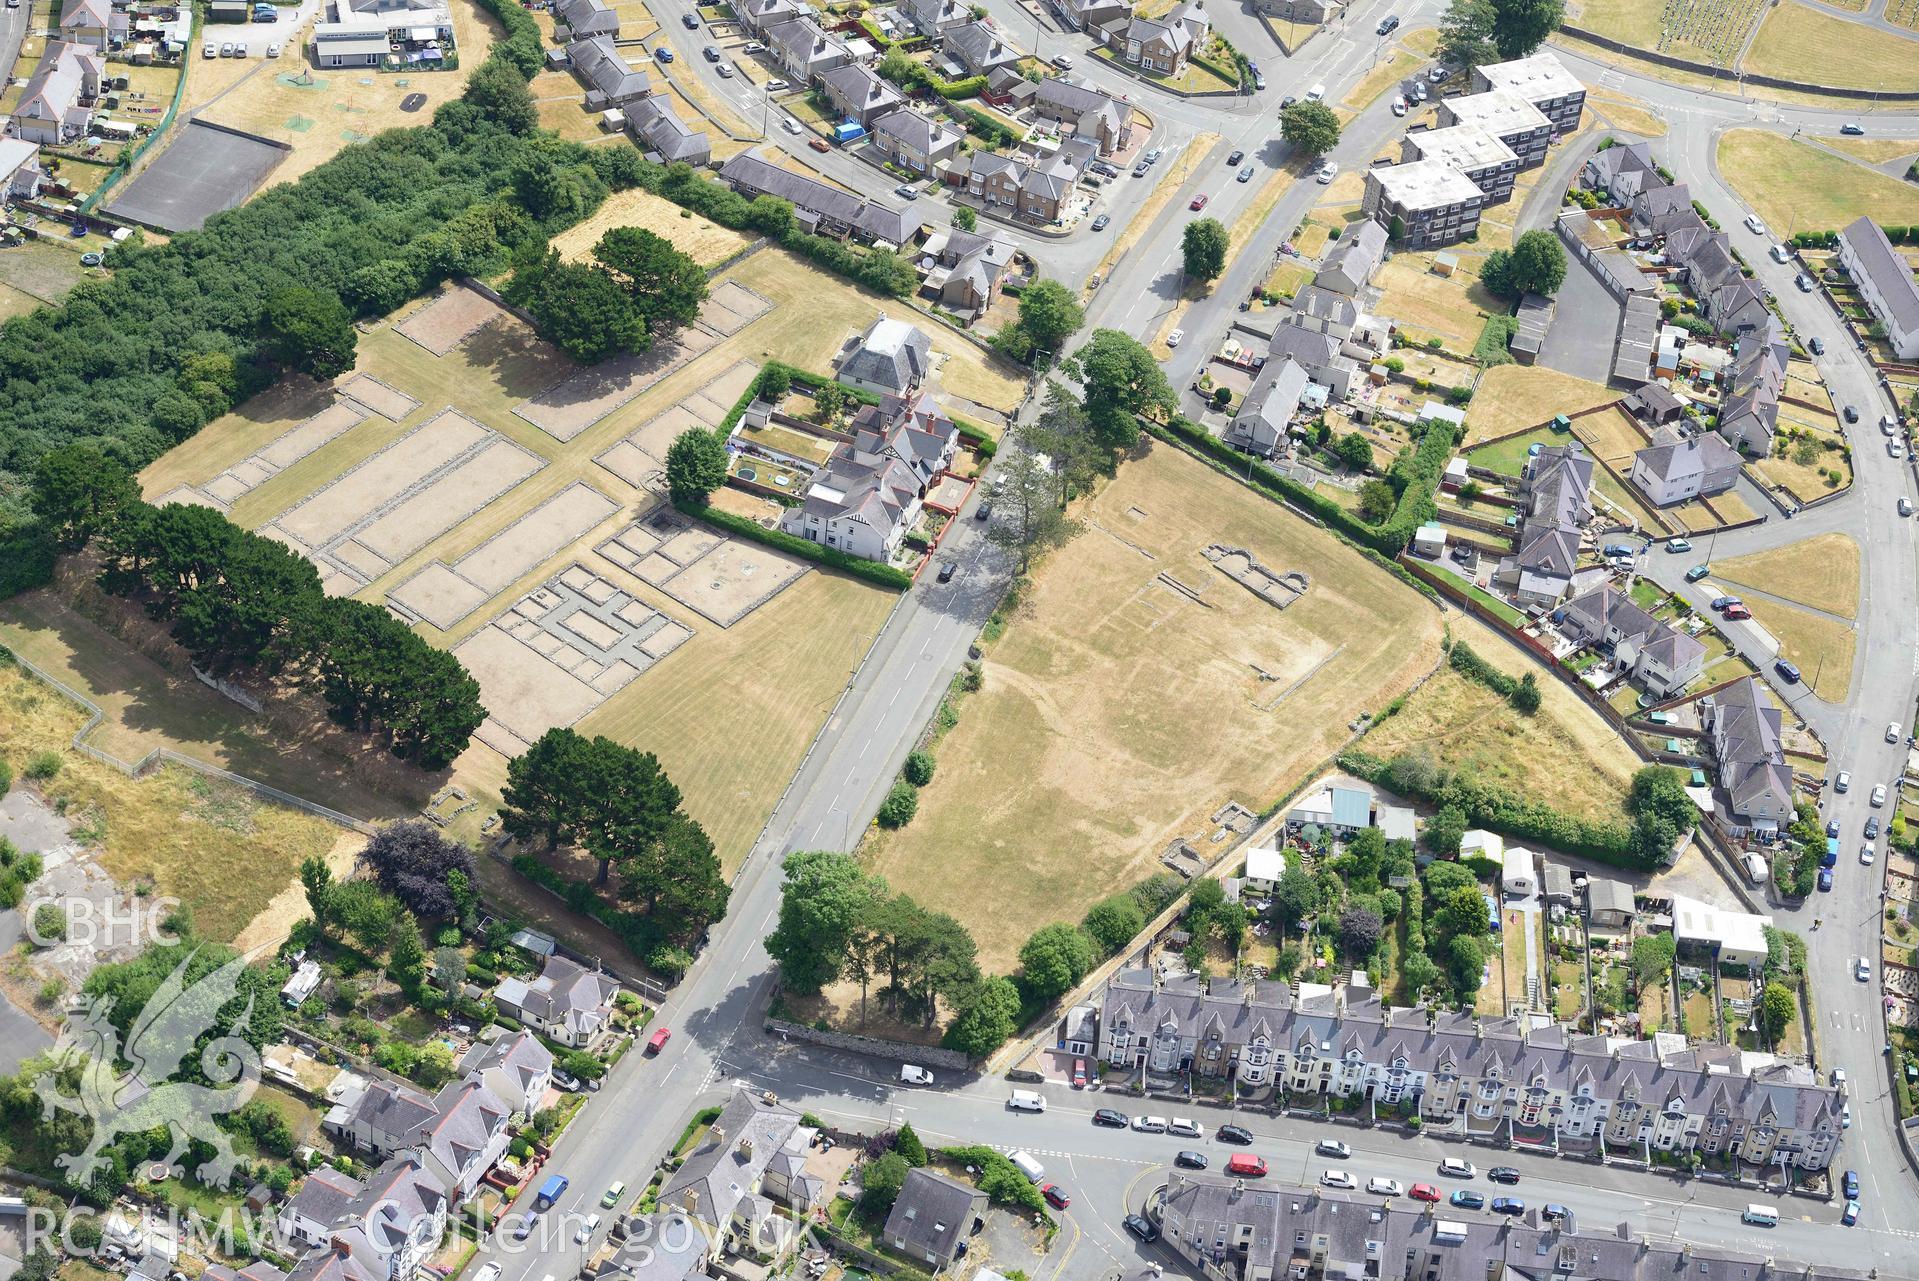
[1401,123,1521,203]
[1361,159,1485,249]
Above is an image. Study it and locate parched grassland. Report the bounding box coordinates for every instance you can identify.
[1744,597,1855,701]
[1718,130,1919,234]
[0,656,346,944]
[865,443,1445,969]
[1465,366,1620,444]
[550,186,755,268]
[1362,615,1642,825]
[1712,532,1861,619]
[1743,2,1919,91]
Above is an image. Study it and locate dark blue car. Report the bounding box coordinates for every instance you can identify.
[1843,1170,1860,1200]
[1490,1198,1525,1216]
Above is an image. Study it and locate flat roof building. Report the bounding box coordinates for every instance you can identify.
[1435,90,1553,167]
[1361,160,1486,250]
[1471,51,1585,136]
[1402,123,1520,203]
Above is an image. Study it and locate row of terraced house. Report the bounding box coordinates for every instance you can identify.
[1076,969,1843,1171]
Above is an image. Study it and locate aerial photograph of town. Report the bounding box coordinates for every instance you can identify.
[0,0,1918,1272]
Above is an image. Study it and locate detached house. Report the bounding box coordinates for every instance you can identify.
[1838,214,1919,360]
[1630,427,1740,506]
[871,108,962,175]
[1522,442,1594,527]
[456,1029,554,1120]
[839,316,932,396]
[780,391,959,562]
[1705,676,1792,838]
[1108,0,1209,75]
[9,42,103,147]
[919,225,1016,316]
[820,62,904,129]
[882,1170,987,1273]
[1024,77,1132,156]
[493,954,618,1047]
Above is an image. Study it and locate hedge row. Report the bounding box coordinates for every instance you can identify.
[673,497,915,590]
[1339,748,1652,868]
[951,415,999,458]
[469,0,541,78]
[1446,640,1516,697]
[1153,414,1451,556]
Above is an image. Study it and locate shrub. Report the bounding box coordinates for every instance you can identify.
[23,751,60,782]
[31,903,65,943]
[904,750,936,787]
[876,780,919,828]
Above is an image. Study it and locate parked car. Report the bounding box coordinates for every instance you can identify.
[646,1027,671,1053]
[1845,404,1861,424]
[1093,1108,1129,1127]
[1092,213,1111,231]
[682,12,698,25]
[654,45,674,61]
[1874,784,1889,807]
[1844,1170,1860,1200]
[1189,194,1208,210]
[1836,771,1851,791]
[1366,1178,1402,1197]
[1744,213,1766,235]
[203,41,217,56]
[901,1064,936,1084]
[766,77,790,90]
[1217,1124,1254,1144]
[1124,1215,1159,1242]
[1450,1191,1486,1210]
[1131,1115,1169,1133]
[1891,441,1906,460]
[1306,82,1325,99]
[1132,161,1150,176]
[1901,498,1914,516]
[1843,1201,1861,1226]
[1723,604,1750,620]
[1867,816,1881,839]
[601,1182,627,1209]
[1487,1168,1520,1185]
[1050,52,1073,68]
[1775,658,1802,683]
[1042,1184,1071,1210]
[1391,95,1407,115]
[1409,1184,1440,1203]
[1862,844,1876,865]
[1490,1198,1525,1216]
[1769,244,1791,263]
[1665,537,1691,553]
[1321,1170,1358,1190]
[1071,1059,1087,1087]
[1827,817,1842,838]
[808,137,829,152]
[743,40,764,51]
[1280,94,1297,108]
[1685,564,1711,582]
[895,184,918,200]
[1316,1139,1350,1159]
[1710,596,1740,610]
[1169,1118,1203,1137]
[1857,956,1873,981]
[1439,1158,1475,1179]
[1144,148,1162,163]
[1166,329,1183,347]
[1795,274,1813,292]
[576,1214,602,1244]
[1818,867,1834,893]
[1543,1205,1570,1223]
[1253,71,1266,90]
[1315,161,1338,184]
[1833,1068,1847,1089]
[219,42,235,55]
[1175,1151,1209,1169]
[703,43,720,59]
[1810,336,1825,355]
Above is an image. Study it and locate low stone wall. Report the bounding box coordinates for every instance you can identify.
[765,1016,973,1069]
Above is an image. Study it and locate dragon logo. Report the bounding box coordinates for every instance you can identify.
[32,948,263,1190]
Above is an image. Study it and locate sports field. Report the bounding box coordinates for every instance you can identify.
[865,443,1446,970]
[117,246,945,871]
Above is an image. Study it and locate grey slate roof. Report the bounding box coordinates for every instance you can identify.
[882,1169,984,1264]
[943,19,1019,72]
[718,151,918,243]
[842,316,932,394]
[872,107,958,155]
[283,1166,365,1231]
[662,1087,804,1229]
[821,61,903,119]
[1710,677,1791,821]
[1841,215,1919,333]
[1314,218,1387,295]
[1634,430,1737,485]
[1291,284,1357,328]
[567,35,650,105]
[630,94,711,164]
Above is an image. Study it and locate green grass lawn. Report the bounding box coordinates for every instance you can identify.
[1464,426,1557,477]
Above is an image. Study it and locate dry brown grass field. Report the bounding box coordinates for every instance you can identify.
[1713,533,1861,619]
[1466,366,1620,444]
[865,443,1446,970]
[1361,615,1643,824]
[550,188,754,268]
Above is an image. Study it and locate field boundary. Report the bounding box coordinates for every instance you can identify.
[1552,25,1919,100]
[0,646,377,836]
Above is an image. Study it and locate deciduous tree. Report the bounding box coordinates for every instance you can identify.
[1181,217,1229,282]
[1280,100,1340,157]
[1018,922,1095,1001]
[358,819,477,920]
[1067,329,1176,459]
[766,851,886,994]
[258,286,357,381]
[942,975,1021,1057]
[665,428,729,504]
[1015,278,1084,359]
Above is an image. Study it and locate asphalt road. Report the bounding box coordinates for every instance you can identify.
[474,15,1919,1277]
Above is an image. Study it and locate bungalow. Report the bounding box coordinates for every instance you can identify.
[1838,215,1919,360]
[942,20,1021,77]
[1586,876,1636,928]
[1630,427,1740,506]
[0,140,44,202]
[9,41,103,147]
[1107,0,1209,75]
[567,35,651,109]
[553,0,618,38]
[1622,382,1684,426]
[838,315,932,397]
[720,152,920,244]
[628,95,712,166]
[1288,784,1371,835]
[493,954,619,1047]
[870,108,962,175]
[57,0,111,49]
[780,391,958,562]
[883,1171,987,1274]
[820,62,904,129]
[282,960,323,1007]
[764,16,852,85]
[1025,77,1132,156]
[1242,844,1286,896]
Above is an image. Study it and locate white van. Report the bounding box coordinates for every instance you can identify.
[1010,1150,1045,1183]
[1306,82,1326,99]
[1008,1089,1046,1112]
[1438,1158,1475,1178]
[1169,1117,1203,1137]
[1131,1115,1169,1133]
[900,1065,935,1085]
[1741,1204,1778,1227]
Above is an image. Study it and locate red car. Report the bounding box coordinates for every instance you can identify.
[1225,1154,1267,1178]
[646,1027,671,1054]
[1071,1058,1088,1088]
[808,137,830,153]
[1189,194,1209,210]
[1042,1183,1071,1210]
[1723,604,1751,620]
[1409,1184,1440,1203]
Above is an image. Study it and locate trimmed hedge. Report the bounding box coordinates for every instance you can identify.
[470,0,541,78]
[673,498,914,590]
[951,415,999,458]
